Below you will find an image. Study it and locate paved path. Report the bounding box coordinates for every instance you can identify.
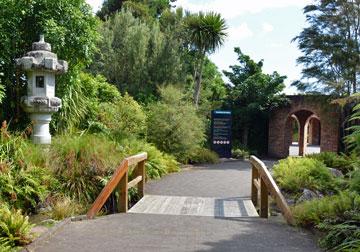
[35,160,320,252]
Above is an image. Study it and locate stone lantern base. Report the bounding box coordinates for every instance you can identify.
[30,113,52,144]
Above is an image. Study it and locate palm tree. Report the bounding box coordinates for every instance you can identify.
[185,12,227,107]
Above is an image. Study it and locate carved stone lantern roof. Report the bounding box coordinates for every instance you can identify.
[16,35,68,74]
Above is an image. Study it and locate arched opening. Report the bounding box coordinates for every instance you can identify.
[286,110,321,156]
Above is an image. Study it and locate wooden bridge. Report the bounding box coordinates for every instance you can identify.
[29,154,318,252]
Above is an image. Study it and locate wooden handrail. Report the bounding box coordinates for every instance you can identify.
[87,152,148,219]
[250,155,295,225]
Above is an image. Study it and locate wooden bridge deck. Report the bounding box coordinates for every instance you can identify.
[129,195,258,218]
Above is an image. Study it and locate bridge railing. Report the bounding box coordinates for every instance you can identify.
[250,155,295,225]
[87,152,147,219]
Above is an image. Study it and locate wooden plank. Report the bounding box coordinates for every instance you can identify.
[126,152,147,166]
[260,177,269,218]
[250,156,295,225]
[87,160,128,219]
[134,160,145,198]
[118,170,128,213]
[128,176,143,189]
[253,178,260,191]
[251,165,259,206]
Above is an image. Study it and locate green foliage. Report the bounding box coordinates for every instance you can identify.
[0,204,34,247]
[231,148,250,160]
[0,0,99,129]
[293,1,360,95]
[147,85,205,162]
[273,157,337,194]
[91,10,186,101]
[292,191,360,227]
[48,134,123,203]
[307,152,356,175]
[346,102,360,156]
[117,138,179,179]
[49,197,83,220]
[223,48,286,152]
[349,169,360,194]
[318,217,360,252]
[188,148,219,164]
[96,93,146,139]
[0,130,52,211]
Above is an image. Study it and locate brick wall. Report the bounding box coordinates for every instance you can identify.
[268,95,341,158]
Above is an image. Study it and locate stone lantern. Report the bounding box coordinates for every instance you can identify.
[16,35,68,144]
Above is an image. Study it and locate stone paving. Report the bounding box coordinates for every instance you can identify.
[34,160,320,252]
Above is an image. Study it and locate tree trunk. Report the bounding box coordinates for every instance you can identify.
[193,52,205,108]
[242,126,249,147]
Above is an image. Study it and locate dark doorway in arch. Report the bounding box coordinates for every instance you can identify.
[286,110,321,156]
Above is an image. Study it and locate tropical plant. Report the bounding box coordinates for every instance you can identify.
[345,102,360,155]
[0,205,34,247]
[185,12,227,106]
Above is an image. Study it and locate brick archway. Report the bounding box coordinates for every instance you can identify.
[268,95,341,158]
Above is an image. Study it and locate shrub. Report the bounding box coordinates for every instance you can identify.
[49,197,84,220]
[189,148,219,164]
[349,169,360,194]
[48,134,123,203]
[232,148,250,159]
[117,138,179,179]
[0,205,34,247]
[96,93,146,139]
[273,157,337,194]
[307,152,356,174]
[147,86,205,162]
[292,191,360,227]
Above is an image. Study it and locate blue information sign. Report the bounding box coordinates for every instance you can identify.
[211,110,232,158]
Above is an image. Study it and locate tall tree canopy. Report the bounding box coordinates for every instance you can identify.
[224,48,286,152]
[90,10,186,102]
[97,0,176,20]
[184,12,227,107]
[293,0,360,95]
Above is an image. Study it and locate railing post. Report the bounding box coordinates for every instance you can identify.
[260,177,269,218]
[251,164,258,206]
[135,160,146,198]
[118,170,128,213]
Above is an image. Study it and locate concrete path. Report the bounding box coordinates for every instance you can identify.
[34,160,320,252]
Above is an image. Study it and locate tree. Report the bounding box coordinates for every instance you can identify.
[293,0,360,95]
[90,10,186,102]
[185,12,227,107]
[224,48,287,151]
[97,0,176,20]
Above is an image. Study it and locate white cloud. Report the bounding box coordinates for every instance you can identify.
[262,22,274,33]
[175,0,312,19]
[228,23,254,41]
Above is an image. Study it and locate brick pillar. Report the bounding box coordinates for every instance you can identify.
[295,110,313,156]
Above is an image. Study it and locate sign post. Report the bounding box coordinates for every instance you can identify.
[211,110,232,158]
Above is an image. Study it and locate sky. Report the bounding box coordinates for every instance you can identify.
[86,0,312,94]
